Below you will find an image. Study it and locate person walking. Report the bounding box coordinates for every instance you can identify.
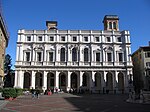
[31,87,35,99]
[36,89,40,99]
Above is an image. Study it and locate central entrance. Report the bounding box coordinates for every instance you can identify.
[71,73,78,89]
[47,72,55,89]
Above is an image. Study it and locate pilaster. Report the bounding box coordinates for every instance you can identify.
[43,71,48,91]
[31,71,36,89]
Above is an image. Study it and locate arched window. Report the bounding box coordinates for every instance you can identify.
[72,48,77,61]
[113,22,117,29]
[60,74,66,86]
[109,22,112,29]
[60,48,65,62]
[84,48,89,62]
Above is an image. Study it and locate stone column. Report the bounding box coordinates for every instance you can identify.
[20,71,24,89]
[67,71,72,88]
[115,71,119,93]
[16,46,20,61]
[43,71,48,91]
[79,71,84,87]
[14,70,18,87]
[31,71,36,89]
[103,71,107,93]
[67,71,71,91]
[55,71,59,89]
[20,45,23,61]
[43,45,47,65]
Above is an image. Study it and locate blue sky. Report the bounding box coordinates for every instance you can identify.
[1,0,150,68]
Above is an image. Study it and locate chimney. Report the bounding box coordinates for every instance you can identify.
[46,21,57,30]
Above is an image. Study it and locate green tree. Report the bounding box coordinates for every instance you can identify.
[4,54,12,74]
[3,54,13,87]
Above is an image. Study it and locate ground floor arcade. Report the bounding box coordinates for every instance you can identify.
[14,70,132,94]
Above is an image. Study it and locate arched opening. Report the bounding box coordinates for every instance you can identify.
[24,72,31,89]
[95,72,101,90]
[60,48,65,62]
[83,74,87,86]
[113,22,117,29]
[72,48,77,62]
[109,22,112,29]
[35,72,43,89]
[106,72,113,92]
[47,72,55,89]
[71,73,78,89]
[118,73,124,92]
[59,73,66,91]
[84,48,89,62]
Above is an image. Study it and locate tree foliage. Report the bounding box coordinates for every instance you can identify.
[4,54,12,73]
[3,54,13,88]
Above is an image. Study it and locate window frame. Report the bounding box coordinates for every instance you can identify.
[84,36,88,42]
[27,36,31,41]
[49,36,54,41]
[61,36,65,41]
[107,52,112,62]
[36,51,43,62]
[73,36,77,41]
[38,36,42,41]
[48,52,54,62]
[24,51,31,62]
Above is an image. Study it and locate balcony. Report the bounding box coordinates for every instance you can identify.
[23,62,31,66]
[46,62,55,66]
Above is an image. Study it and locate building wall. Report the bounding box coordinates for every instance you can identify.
[15,16,133,93]
[132,46,150,91]
[15,29,133,93]
[0,14,9,86]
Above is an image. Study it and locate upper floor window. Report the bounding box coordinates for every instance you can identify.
[38,36,42,41]
[72,48,77,61]
[37,52,42,62]
[61,36,65,41]
[96,52,100,62]
[84,37,88,42]
[60,48,65,62]
[117,37,122,42]
[113,22,117,29]
[49,52,53,62]
[145,52,150,58]
[118,53,123,62]
[95,37,100,42]
[109,22,112,29]
[27,36,31,41]
[73,36,77,41]
[25,52,30,61]
[106,37,111,42]
[49,36,54,41]
[84,48,89,62]
[107,52,112,62]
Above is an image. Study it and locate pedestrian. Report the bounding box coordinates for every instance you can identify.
[31,87,35,99]
[36,89,40,99]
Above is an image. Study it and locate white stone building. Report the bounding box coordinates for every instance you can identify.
[15,15,133,93]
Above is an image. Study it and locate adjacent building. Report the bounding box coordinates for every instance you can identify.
[132,42,150,91]
[15,15,133,93]
[0,11,9,87]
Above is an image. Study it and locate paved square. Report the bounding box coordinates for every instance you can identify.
[0,93,150,112]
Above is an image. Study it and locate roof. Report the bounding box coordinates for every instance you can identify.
[132,46,150,57]
[103,15,119,20]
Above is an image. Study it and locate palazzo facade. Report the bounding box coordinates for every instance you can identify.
[15,15,133,93]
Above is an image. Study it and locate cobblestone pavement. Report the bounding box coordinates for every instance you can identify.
[0,93,150,112]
